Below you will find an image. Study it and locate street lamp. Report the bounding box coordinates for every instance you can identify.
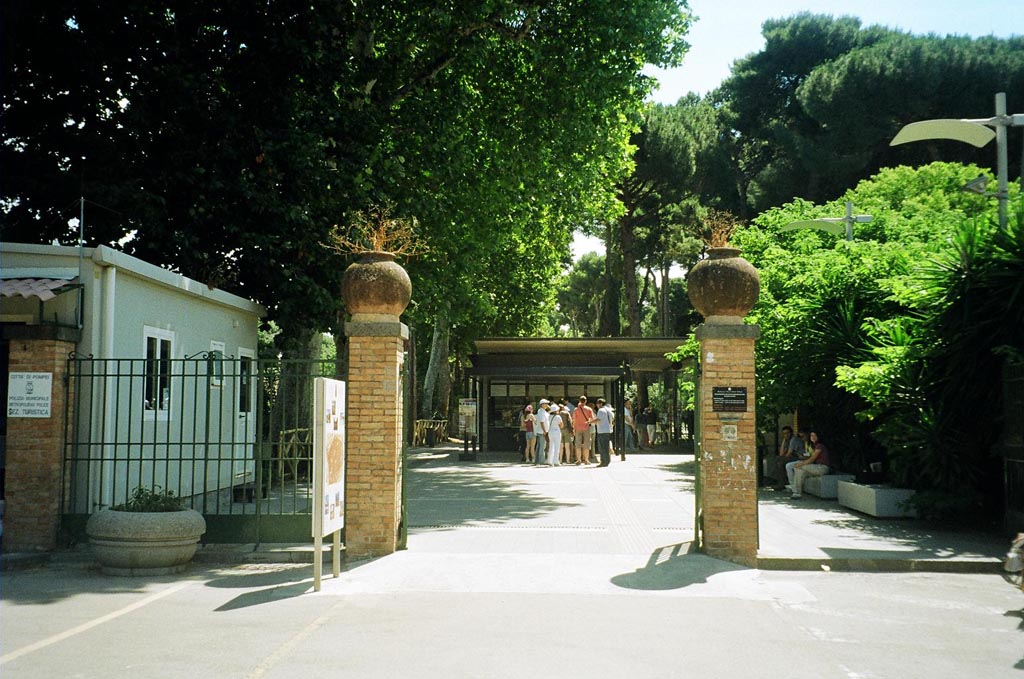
[890,92,1024,232]
[779,201,872,241]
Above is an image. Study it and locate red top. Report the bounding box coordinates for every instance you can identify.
[572,405,594,431]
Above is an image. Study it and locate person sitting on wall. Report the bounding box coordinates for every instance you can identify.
[786,430,829,499]
[766,425,804,487]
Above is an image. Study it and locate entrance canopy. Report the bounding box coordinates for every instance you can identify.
[470,337,686,379]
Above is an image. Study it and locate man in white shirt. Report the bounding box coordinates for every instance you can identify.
[534,399,551,465]
[594,398,614,467]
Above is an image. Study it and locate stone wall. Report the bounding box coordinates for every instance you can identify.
[696,325,759,565]
[343,327,406,557]
[4,331,77,550]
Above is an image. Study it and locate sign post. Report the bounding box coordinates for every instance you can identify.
[458,398,477,437]
[312,377,346,592]
[7,372,53,418]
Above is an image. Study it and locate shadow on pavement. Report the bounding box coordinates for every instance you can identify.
[0,563,196,605]
[205,564,313,611]
[611,541,744,591]
[650,457,696,492]
[406,447,584,528]
[758,486,1006,560]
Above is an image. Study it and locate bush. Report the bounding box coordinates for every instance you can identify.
[112,486,185,512]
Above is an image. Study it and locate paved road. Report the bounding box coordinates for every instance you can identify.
[2,448,1021,678]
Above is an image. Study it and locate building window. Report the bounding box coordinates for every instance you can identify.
[143,327,174,417]
[238,354,253,414]
[209,340,226,387]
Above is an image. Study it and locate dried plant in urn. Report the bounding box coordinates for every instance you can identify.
[701,208,740,251]
[326,204,426,319]
[324,204,429,258]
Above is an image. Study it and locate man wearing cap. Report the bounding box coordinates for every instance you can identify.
[535,399,551,465]
[572,396,596,464]
[594,398,615,467]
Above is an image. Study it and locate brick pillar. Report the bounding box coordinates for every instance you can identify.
[696,322,760,566]
[5,332,77,551]
[343,321,407,558]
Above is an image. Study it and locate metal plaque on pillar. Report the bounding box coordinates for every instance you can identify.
[712,386,747,412]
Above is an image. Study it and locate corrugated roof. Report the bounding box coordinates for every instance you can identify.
[0,278,78,302]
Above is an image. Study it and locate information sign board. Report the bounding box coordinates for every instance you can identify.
[459,398,478,435]
[7,372,53,418]
[712,386,747,412]
[313,378,346,539]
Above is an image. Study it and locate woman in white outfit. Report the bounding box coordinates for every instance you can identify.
[547,404,563,466]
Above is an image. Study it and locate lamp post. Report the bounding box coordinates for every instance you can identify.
[890,92,1024,232]
[779,201,871,241]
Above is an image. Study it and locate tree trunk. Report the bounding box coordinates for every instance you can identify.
[438,342,452,420]
[660,260,671,336]
[621,214,642,337]
[420,308,450,418]
[599,223,622,336]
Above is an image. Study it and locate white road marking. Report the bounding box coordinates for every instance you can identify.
[0,579,194,666]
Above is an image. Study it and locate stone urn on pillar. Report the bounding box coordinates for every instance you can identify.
[329,205,422,321]
[340,251,412,321]
[687,246,760,323]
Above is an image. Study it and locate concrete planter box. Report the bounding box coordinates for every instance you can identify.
[804,474,855,499]
[837,481,917,518]
[86,509,206,575]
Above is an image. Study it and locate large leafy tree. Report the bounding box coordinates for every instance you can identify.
[613,100,706,338]
[712,13,1024,216]
[3,1,691,359]
[732,162,1019,519]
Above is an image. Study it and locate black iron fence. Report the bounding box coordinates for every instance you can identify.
[1004,361,1024,531]
[62,354,339,542]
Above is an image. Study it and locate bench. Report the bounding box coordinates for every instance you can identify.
[837,481,917,518]
[803,474,855,499]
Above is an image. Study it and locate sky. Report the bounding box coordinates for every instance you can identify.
[572,0,1024,259]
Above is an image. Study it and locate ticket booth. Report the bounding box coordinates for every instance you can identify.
[467,337,686,452]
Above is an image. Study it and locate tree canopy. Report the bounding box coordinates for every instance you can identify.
[708,14,1024,216]
[730,162,1022,517]
[2,0,692,349]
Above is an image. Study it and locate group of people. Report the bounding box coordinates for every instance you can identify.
[518,396,618,467]
[764,425,831,499]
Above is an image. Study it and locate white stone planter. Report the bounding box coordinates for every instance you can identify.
[837,481,916,518]
[804,474,856,499]
[86,509,206,575]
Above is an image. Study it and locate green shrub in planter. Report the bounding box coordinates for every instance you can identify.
[113,486,185,512]
[86,486,206,576]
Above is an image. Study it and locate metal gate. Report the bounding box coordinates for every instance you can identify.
[62,354,339,543]
[1004,360,1024,532]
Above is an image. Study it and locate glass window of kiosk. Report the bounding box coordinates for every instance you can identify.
[488,382,606,425]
